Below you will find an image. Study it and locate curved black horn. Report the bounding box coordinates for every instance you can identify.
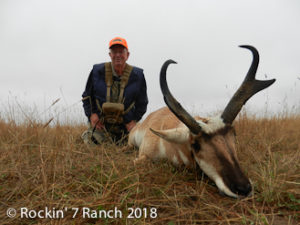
[221,45,276,124]
[160,60,202,134]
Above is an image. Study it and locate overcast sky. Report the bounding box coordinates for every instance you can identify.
[1,0,299,124]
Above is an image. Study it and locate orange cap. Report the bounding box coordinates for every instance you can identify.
[109,37,128,49]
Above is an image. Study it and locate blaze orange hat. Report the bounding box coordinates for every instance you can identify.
[109,37,128,49]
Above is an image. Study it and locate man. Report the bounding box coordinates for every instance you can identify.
[81,37,148,145]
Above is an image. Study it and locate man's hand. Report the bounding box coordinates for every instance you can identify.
[90,113,104,130]
[126,120,136,132]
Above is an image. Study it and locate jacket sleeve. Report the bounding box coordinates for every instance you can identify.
[82,69,98,120]
[133,73,148,121]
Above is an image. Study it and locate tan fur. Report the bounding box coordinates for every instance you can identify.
[192,130,236,173]
[129,107,206,167]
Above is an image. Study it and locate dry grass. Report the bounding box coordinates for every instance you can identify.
[0,111,299,224]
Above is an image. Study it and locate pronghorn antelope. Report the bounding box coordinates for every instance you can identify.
[128,45,276,198]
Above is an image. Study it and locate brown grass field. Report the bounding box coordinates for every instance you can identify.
[0,109,299,225]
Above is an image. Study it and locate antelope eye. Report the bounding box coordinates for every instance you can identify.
[201,132,211,141]
[191,141,201,153]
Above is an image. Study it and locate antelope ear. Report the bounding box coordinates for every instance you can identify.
[149,127,190,144]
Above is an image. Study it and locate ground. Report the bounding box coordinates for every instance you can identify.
[0,113,299,224]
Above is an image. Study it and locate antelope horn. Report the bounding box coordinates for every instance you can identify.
[160,60,202,134]
[221,45,276,124]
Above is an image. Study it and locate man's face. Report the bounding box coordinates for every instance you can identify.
[109,45,129,68]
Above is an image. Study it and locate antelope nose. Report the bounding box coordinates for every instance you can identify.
[235,183,252,196]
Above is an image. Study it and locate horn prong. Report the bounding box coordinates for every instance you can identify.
[221,45,276,124]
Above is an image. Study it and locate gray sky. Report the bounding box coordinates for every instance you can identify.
[1,0,300,123]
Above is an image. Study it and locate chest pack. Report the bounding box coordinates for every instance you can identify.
[101,62,134,124]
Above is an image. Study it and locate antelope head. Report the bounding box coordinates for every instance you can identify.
[151,45,276,198]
